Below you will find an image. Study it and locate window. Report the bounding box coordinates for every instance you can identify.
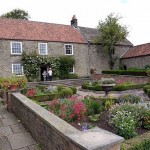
[11,42,22,54]
[69,66,74,73]
[38,43,47,55]
[12,64,23,75]
[65,44,73,55]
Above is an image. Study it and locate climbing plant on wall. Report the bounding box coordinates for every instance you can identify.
[21,51,75,81]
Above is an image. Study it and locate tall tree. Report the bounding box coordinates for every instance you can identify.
[1,9,30,20]
[96,13,129,69]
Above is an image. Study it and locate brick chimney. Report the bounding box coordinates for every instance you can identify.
[71,15,78,28]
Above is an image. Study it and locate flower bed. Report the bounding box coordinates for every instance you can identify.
[32,93,150,141]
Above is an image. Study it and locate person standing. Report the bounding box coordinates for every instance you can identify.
[48,68,53,81]
[42,70,47,81]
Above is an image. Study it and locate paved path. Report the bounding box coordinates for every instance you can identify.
[0,98,39,150]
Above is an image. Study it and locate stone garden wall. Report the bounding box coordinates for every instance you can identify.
[4,92,124,150]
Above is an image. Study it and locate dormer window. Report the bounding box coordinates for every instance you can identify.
[65,44,73,55]
[11,42,22,54]
[38,43,47,55]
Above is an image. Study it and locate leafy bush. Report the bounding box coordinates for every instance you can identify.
[117,94,141,104]
[58,87,73,98]
[113,84,128,91]
[69,86,77,94]
[49,96,86,122]
[142,110,150,129]
[143,85,150,93]
[99,78,116,84]
[57,84,64,92]
[68,73,78,79]
[147,89,150,98]
[109,110,137,139]
[93,84,102,91]
[82,97,103,116]
[109,103,144,128]
[121,131,150,150]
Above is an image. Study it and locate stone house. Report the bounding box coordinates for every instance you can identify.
[120,43,150,69]
[0,16,132,80]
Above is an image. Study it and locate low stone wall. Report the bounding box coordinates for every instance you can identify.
[92,74,149,84]
[8,92,124,150]
[27,78,90,88]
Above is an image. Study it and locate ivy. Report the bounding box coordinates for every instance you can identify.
[21,51,75,81]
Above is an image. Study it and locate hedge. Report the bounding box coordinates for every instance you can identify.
[121,131,150,150]
[102,70,148,76]
[29,93,57,102]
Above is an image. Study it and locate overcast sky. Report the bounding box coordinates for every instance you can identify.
[0,0,150,46]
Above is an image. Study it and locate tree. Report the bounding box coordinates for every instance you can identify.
[96,13,129,69]
[1,9,30,20]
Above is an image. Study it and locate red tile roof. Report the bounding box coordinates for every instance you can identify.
[0,19,87,44]
[122,43,150,59]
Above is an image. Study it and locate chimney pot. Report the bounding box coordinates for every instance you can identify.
[71,15,78,28]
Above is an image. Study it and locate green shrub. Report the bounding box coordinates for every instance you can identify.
[143,85,150,93]
[29,93,57,102]
[82,81,89,89]
[58,87,73,98]
[147,89,150,98]
[57,84,64,92]
[109,110,137,139]
[117,94,141,104]
[82,97,103,115]
[68,73,78,79]
[109,103,144,127]
[121,131,150,150]
[69,86,77,94]
[93,84,102,91]
[142,110,150,129]
[113,84,128,91]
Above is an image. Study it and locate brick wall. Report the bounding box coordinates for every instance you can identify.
[8,92,124,150]
[92,74,149,84]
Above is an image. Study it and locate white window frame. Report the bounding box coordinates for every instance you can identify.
[69,65,74,74]
[38,43,48,55]
[64,44,73,55]
[11,42,22,54]
[12,64,23,76]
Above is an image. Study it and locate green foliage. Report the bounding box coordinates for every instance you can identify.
[82,97,103,116]
[95,13,128,69]
[21,52,75,81]
[58,87,73,98]
[69,87,77,94]
[57,84,64,92]
[142,110,150,129]
[143,85,150,93]
[99,78,116,84]
[121,131,150,150]
[110,110,137,139]
[1,9,30,20]
[147,89,150,98]
[0,76,27,91]
[88,114,101,122]
[59,56,75,79]
[104,96,114,111]
[117,94,141,104]
[113,83,146,91]
[49,97,86,122]
[68,73,78,79]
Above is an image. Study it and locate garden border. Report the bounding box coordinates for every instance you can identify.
[3,91,124,150]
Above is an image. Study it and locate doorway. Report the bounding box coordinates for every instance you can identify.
[40,66,47,81]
